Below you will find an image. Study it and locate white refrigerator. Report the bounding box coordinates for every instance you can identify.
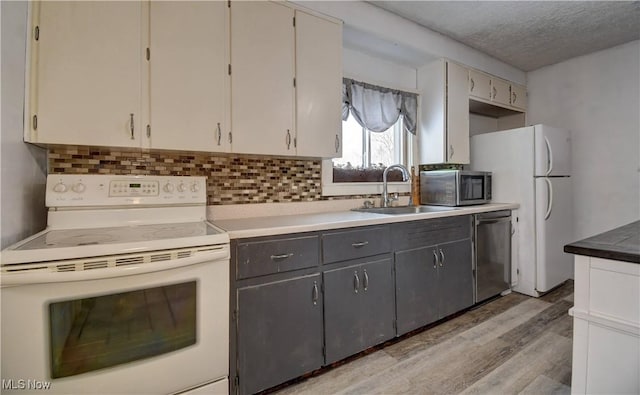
[470,124,573,297]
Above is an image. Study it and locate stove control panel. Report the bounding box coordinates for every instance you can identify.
[110,180,159,197]
[46,175,207,207]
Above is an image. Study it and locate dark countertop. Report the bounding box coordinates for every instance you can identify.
[564,221,640,264]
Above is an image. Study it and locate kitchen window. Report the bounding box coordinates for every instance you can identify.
[322,79,418,196]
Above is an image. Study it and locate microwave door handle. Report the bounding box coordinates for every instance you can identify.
[544,136,553,176]
[544,178,553,220]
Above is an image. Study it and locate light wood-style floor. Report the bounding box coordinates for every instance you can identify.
[275,281,574,395]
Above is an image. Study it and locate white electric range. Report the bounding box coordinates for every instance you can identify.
[1,174,230,395]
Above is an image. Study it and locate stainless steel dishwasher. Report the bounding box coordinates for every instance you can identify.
[474,210,512,303]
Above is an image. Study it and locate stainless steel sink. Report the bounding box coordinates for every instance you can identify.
[352,205,459,215]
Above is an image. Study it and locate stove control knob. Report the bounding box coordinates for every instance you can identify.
[72,182,86,193]
[53,182,68,193]
[177,182,187,193]
[163,183,175,193]
[190,182,200,193]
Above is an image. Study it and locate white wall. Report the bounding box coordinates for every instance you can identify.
[343,47,417,91]
[295,0,526,84]
[1,1,47,249]
[527,40,640,239]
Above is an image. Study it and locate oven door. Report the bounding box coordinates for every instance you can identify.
[1,247,229,394]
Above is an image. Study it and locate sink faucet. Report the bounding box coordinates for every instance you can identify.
[382,164,411,207]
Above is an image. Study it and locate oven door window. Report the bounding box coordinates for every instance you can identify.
[49,281,197,379]
[460,175,485,201]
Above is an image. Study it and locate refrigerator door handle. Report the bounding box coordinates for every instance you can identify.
[544,136,554,176]
[544,178,554,220]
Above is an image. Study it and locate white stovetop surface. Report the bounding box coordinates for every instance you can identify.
[212,203,518,239]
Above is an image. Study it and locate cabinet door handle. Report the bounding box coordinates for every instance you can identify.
[353,271,360,293]
[470,77,475,92]
[270,253,294,260]
[129,113,135,140]
[492,86,497,99]
[363,269,369,291]
[216,123,222,146]
[432,250,438,269]
[351,241,369,248]
[335,134,340,153]
[449,145,454,159]
[439,249,445,267]
[286,129,291,149]
[512,91,517,104]
[312,281,319,305]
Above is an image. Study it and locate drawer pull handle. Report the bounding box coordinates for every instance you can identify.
[353,271,360,293]
[270,253,294,260]
[312,281,319,305]
[351,241,369,248]
[363,269,369,291]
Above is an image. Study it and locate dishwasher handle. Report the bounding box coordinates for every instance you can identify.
[476,217,511,225]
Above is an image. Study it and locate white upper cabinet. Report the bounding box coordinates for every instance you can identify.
[148,1,229,152]
[490,77,511,107]
[28,1,143,147]
[418,59,470,164]
[468,66,527,113]
[510,83,527,110]
[230,1,295,156]
[468,69,491,101]
[295,10,343,158]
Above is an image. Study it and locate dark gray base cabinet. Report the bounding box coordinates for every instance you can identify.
[323,257,395,364]
[236,273,323,395]
[393,216,474,336]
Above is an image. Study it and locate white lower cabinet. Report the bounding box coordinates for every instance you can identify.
[570,256,640,394]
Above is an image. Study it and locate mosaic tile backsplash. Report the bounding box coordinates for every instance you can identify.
[48,147,374,205]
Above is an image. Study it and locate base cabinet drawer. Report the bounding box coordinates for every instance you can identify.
[323,257,395,364]
[322,226,391,264]
[235,235,319,279]
[236,274,323,395]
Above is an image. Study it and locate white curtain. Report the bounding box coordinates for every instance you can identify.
[342,78,418,135]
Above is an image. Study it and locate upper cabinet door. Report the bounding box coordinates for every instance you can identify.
[468,69,491,101]
[490,77,511,107]
[230,1,295,156]
[510,83,527,110]
[446,61,470,164]
[294,11,342,158]
[30,2,142,147]
[149,1,229,152]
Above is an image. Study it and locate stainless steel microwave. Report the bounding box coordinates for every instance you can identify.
[420,170,492,206]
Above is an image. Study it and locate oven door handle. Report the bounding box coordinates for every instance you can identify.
[0,247,229,286]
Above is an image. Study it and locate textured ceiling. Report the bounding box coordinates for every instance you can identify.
[368,1,640,71]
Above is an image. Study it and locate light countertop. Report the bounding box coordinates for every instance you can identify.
[212,203,518,239]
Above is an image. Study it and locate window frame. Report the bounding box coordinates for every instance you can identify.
[321,118,417,197]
